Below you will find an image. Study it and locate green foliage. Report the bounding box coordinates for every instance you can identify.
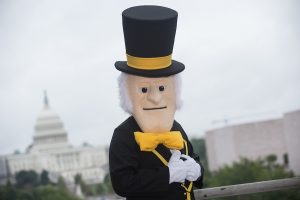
[15,170,39,189]
[0,183,80,200]
[74,174,81,185]
[190,138,208,169]
[266,154,277,164]
[0,187,3,200]
[33,186,80,200]
[40,170,50,186]
[102,173,113,194]
[74,173,89,196]
[2,181,17,200]
[0,172,80,200]
[189,138,300,199]
[17,191,34,200]
[190,137,212,187]
[206,156,300,200]
[207,156,292,186]
[57,176,68,194]
[79,173,114,196]
[2,138,299,200]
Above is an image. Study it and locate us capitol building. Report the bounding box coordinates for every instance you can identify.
[0,93,108,185]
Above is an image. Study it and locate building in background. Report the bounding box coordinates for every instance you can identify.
[205,110,300,176]
[0,156,9,185]
[283,110,300,176]
[0,93,108,185]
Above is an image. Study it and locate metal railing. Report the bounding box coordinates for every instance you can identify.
[194,177,300,199]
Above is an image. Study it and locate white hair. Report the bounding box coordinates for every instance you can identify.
[118,73,183,114]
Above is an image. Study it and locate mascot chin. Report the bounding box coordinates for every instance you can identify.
[109,5,204,200]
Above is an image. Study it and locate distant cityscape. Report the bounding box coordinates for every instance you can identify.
[0,93,108,189]
[205,109,300,176]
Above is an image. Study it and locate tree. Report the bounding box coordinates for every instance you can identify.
[189,137,214,187]
[33,185,81,200]
[3,181,17,200]
[57,176,68,193]
[206,155,300,200]
[0,178,81,200]
[190,138,208,175]
[79,173,113,196]
[15,170,39,189]
[40,170,50,185]
[17,191,34,200]
[74,173,88,196]
[0,186,4,200]
[102,173,113,194]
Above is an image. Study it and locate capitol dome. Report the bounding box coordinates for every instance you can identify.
[31,92,69,153]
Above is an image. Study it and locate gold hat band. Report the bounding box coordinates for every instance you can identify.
[126,54,172,70]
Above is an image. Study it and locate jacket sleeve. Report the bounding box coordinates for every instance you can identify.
[109,127,170,197]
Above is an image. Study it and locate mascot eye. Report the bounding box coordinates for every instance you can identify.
[159,85,165,92]
[141,87,148,93]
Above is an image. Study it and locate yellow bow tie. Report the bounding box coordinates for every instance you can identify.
[134,131,184,151]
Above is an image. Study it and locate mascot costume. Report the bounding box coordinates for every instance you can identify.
[109,5,204,200]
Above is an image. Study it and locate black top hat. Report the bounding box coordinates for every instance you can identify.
[115,5,185,77]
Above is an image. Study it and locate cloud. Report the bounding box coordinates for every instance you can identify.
[0,0,299,154]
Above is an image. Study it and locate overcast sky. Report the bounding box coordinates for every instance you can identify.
[0,0,299,155]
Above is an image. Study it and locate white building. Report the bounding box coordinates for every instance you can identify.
[0,93,108,184]
[205,110,300,175]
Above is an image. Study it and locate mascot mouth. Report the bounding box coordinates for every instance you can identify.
[143,106,167,110]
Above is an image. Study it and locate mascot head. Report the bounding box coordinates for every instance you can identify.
[115,6,184,132]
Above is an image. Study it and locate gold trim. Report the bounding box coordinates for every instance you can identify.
[183,139,188,155]
[127,54,172,70]
[151,140,193,200]
[152,150,168,166]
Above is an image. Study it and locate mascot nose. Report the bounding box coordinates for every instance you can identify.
[147,89,162,104]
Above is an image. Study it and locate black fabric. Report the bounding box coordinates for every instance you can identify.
[115,5,185,77]
[122,5,177,57]
[109,116,204,200]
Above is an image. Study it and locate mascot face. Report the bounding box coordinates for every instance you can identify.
[127,74,177,132]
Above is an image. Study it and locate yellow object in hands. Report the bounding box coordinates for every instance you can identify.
[134,131,184,151]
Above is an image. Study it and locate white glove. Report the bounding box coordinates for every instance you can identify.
[168,150,186,184]
[181,154,201,182]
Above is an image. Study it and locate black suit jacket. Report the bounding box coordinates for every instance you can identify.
[109,116,204,200]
